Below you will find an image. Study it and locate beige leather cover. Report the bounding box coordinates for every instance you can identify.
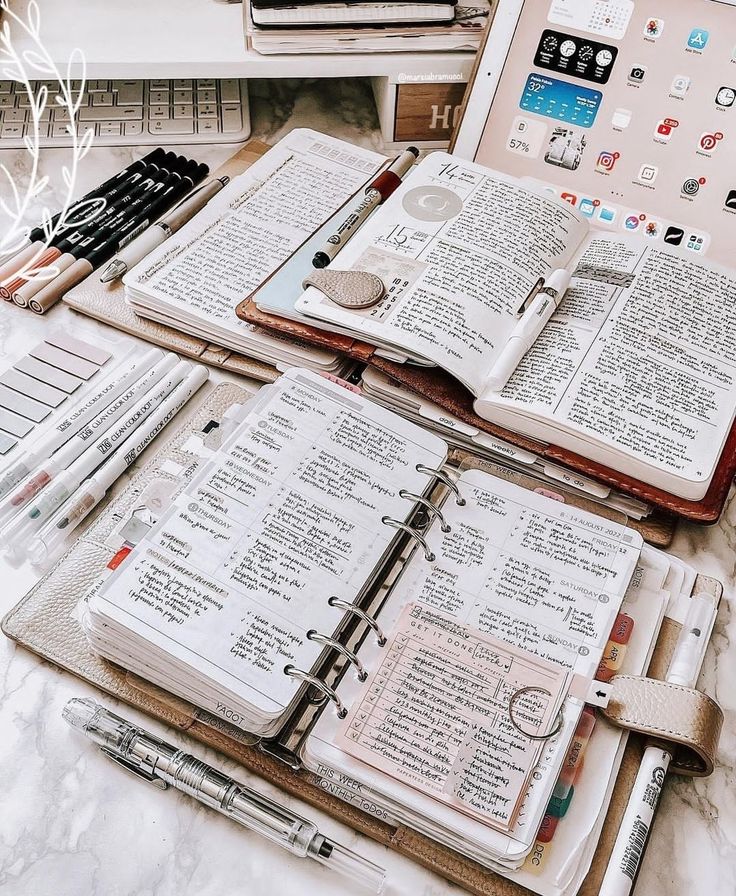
[63,141,280,385]
[1,384,724,896]
[603,674,723,776]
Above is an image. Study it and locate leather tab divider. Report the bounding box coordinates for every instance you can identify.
[302,269,385,308]
[602,674,723,776]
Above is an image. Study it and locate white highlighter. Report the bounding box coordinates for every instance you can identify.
[484,268,572,393]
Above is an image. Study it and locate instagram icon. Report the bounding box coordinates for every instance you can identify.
[596,151,620,173]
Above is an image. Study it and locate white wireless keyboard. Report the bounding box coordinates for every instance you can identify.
[0,78,251,147]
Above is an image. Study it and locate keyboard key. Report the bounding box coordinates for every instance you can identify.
[197,79,217,90]
[52,122,70,137]
[16,94,32,108]
[173,79,193,90]
[197,88,216,104]
[1,124,23,138]
[149,104,170,120]
[150,79,169,90]
[79,106,143,121]
[114,80,144,105]
[173,89,193,104]
[197,119,218,135]
[97,122,122,137]
[149,119,194,135]
[54,108,71,122]
[39,108,51,122]
[92,91,114,106]
[148,89,169,104]
[3,109,26,124]
[0,81,12,93]
[0,95,15,108]
[220,78,241,103]
[197,103,217,118]
[123,121,144,136]
[221,103,243,133]
[173,104,193,119]
[87,79,110,91]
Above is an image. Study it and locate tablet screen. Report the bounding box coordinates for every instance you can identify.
[459,0,736,265]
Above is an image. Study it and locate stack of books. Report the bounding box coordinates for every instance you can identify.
[246,0,491,53]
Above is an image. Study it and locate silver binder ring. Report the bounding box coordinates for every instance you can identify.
[399,490,451,532]
[381,516,436,561]
[508,686,564,741]
[284,665,348,719]
[307,630,368,681]
[328,597,387,647]
[415,464,466,506]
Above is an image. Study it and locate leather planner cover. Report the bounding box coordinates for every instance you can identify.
[237,297,734,528]
[2,383,723,896]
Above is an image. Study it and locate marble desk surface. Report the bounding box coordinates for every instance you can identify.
[0,79,734,896]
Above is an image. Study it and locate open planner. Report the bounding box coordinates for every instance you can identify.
[292,152,736,504]
[78,368,721,892]
[122,129,384,374]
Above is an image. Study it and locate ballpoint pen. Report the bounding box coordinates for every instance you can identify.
[484,268,572,392]
[312,146,419,268]
[599,594,718,896]
[100,175,231,282]
[64,698,386,894]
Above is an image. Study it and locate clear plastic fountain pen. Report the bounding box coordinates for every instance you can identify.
[64,698,386,894]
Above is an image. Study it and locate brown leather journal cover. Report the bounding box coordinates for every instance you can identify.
[237,298,731,526]
[2,383,722,896]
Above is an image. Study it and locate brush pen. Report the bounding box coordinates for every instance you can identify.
[26,163,209,313]
[0,346,164,502]
[28,365,209,565]
[6,176,169,305]
[0,352,178,524]
[19,360,191,527]
[312,147,418,268]
[101,174,231,282]
[3,157,182,302]
[64,698,386,894]
[0,148,168,283]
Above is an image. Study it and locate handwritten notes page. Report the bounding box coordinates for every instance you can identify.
[124,129,384,369]
[296,152,590,393]
[475,232,736,499]
[338,603,569,831]
[85,369,447,735]
[303,467,641,862]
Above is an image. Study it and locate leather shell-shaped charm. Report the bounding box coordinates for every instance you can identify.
[303,268,385,309]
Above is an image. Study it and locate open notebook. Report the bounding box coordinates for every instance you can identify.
[80,369,681,881]
[122,129,385,375]
[293,152,736,503]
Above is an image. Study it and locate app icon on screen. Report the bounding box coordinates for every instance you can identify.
[655,119,678,141]
[698,132,723,153]
[637,164,659,183]
[628,65,647,84]
[671,76,691,97]
[624,215,640,230]
[664,226,684,246]
[725,190,736,210]
[598,207,617,223]
[687,234,705,252]
[612,108,632,129]
[561,192,578,205]
[716,87,736,108]
[644,18,664,39]
[682,178,701,196]
[579,199,596,217]
[687,28,709,51]
[644,221,661,238]
[596,151,620,173]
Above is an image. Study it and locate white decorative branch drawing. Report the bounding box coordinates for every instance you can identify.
[0,0,103,287]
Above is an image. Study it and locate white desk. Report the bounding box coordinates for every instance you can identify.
[0,78,735,896]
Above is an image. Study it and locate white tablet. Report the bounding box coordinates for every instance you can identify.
[453,0,736,265]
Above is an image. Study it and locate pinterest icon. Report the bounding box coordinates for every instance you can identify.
[698,131,724,152]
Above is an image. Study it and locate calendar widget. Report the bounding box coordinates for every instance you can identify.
[547,0,634,41]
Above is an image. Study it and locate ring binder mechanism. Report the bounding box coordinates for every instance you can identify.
[508,686,565,741]
[415,464,466,506]
[307,631,368,682]
[284,666,348,719]
[399,490,451,533]
[328,597,386,647]
[381,516,436,561]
